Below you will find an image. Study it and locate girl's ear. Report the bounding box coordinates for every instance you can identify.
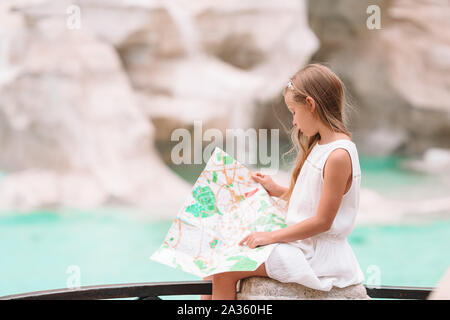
[305,96,316,114]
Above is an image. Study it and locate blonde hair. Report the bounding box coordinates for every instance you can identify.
[280,63,354,206]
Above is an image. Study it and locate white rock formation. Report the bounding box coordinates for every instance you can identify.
[118,0,319,134]
[382,0,450,113]
[307,0,450,155]
[0,0,319,214]
[401,148,450,175]
[0,2,190,215]
[356,188,450,225]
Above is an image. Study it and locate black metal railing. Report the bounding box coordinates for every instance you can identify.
[364,285,433,300]
[0,281,434,300]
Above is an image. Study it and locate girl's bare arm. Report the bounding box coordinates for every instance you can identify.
[270,184,288,198]
[270,149,352,243]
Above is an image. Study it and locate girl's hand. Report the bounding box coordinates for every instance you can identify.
[251,172,281,197]
[239,232,274,249]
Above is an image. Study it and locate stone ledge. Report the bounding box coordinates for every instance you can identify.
[236,276,370,300]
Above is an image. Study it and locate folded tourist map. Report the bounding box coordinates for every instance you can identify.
[150,147,287,278]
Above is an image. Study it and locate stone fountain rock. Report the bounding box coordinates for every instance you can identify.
[236,276,370,300]
[307,0,450,155]
[3,0,449,217]
[8,0,318,163]
[116,0,318,146]
[0,2,190,215]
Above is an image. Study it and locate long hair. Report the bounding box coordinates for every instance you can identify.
[280,63,354,206]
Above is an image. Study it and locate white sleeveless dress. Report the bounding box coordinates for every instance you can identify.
[265,139,365,291]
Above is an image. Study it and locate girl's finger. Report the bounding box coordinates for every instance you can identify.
[239,235,248,246]
[251,175,261,182]
[243,236,250,247]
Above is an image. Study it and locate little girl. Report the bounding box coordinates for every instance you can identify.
[202,63,365,300]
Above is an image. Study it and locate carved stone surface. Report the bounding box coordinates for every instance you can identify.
[236,276,370,300]
[308,0,450,155]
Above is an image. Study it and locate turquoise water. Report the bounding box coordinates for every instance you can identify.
[0,209,449,298]
[0,154,449,299]
[0,209,195,299]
